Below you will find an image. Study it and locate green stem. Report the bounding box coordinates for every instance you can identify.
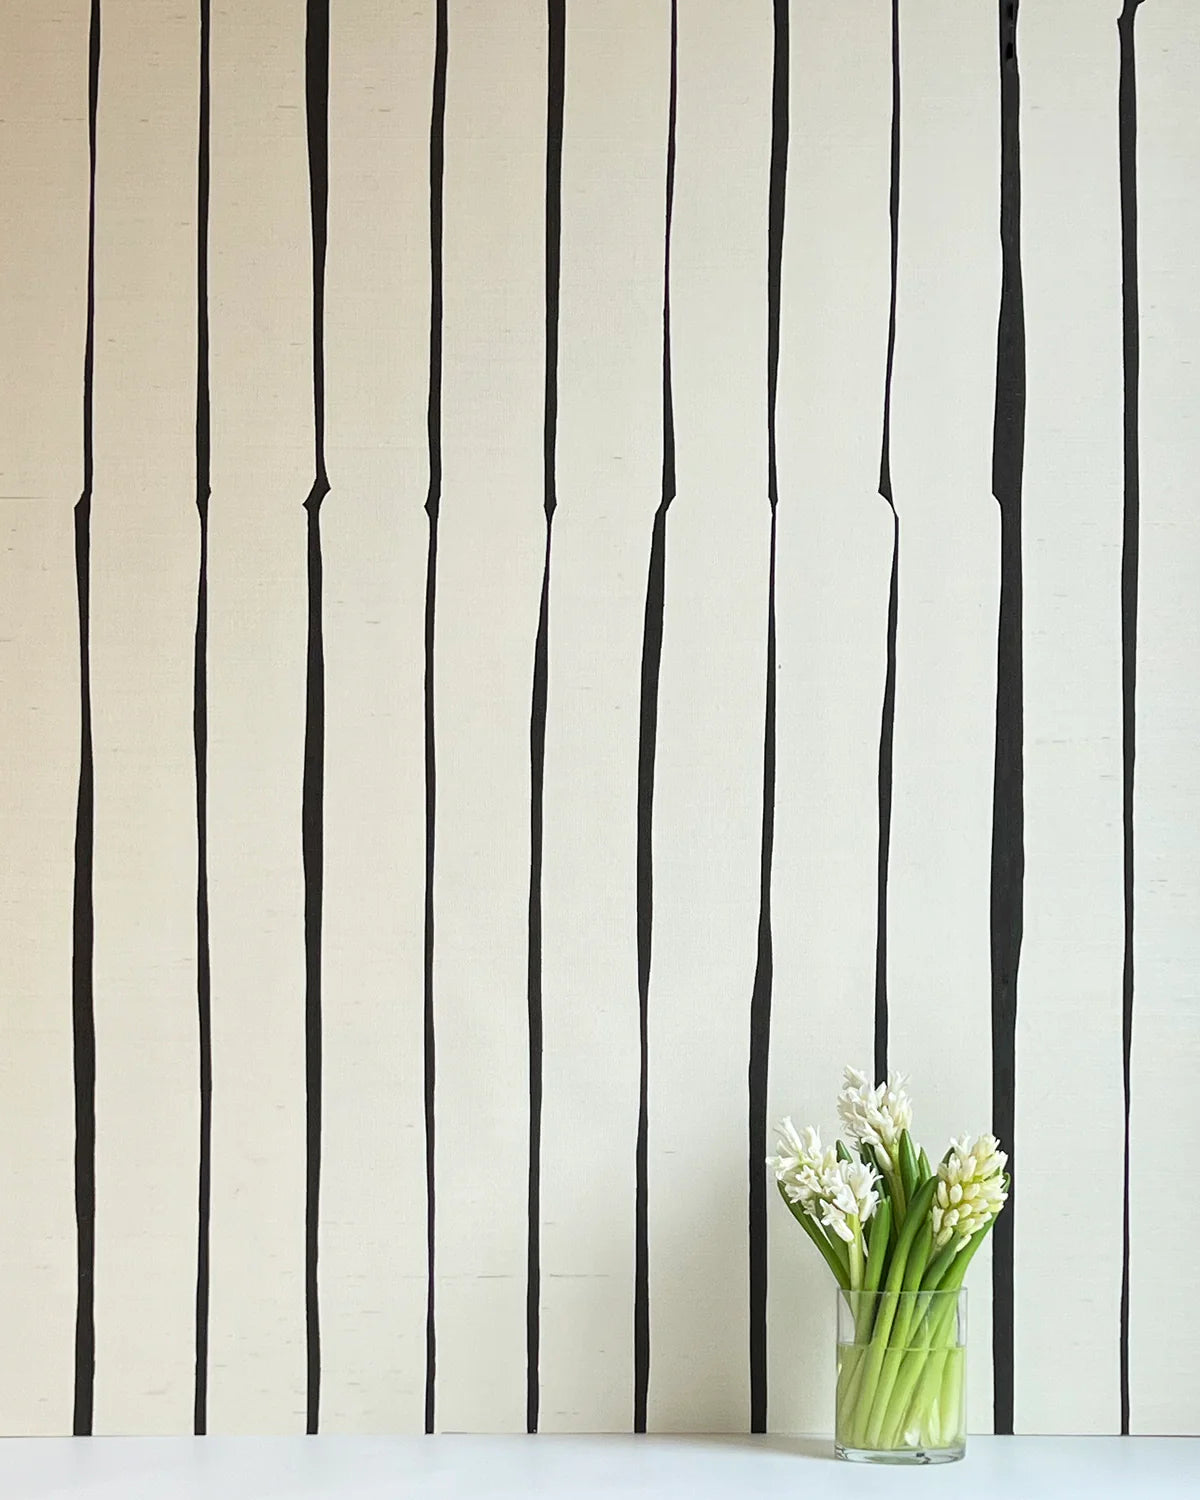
[862,1223,933,1447]
[888,1221,997,1445]
[896,1289,959,1440]
[836,1339,867,1425]
[845,1176,937,1448]
[877,1285,944,1448]
[941,1345,965,1444]
[848,1223,865,1291]
[853,1201,891,1344]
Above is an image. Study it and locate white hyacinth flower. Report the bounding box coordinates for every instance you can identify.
[818,1158,880,1244]
[932,1133,1009,1250]
[767,1119,838,1212]
[835,1066,914,1172]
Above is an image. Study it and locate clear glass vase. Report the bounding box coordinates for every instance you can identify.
[835,1287,967,1464]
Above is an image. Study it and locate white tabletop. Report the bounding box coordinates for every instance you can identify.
[0,1435,1195,1498]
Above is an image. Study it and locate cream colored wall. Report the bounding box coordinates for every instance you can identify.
[0,0,1197,1437]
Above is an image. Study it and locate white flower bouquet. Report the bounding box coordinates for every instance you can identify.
[769,1067,1010,1463]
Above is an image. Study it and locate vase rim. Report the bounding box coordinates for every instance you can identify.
[836,1287,967,1298]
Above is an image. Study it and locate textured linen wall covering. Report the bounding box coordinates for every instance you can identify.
[0,0,1197,1439]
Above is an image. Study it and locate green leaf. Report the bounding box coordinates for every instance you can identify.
[899,1129,921,1204]
[940,1214,1002,1291]
[863,1200,892,1296]
[920,1242,957,1294]
[777,1179,850,1289]
[903,1220,933,1294]
[882,1175,938,1296]
[917,1146,932,1184]
[836,1139,853,1164]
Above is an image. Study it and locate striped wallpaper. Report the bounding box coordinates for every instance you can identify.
[0,0,1197,1438]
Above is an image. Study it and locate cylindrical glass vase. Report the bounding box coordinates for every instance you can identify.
[835,1287,967,1464]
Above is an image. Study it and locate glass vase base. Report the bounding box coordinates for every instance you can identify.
[835,1441,964,1466]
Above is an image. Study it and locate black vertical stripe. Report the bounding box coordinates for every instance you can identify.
[874,0,902,1088]
[633,508,666,1437]
[303,0,330,1437]
[1117,0,1142,1440]
[633,0,677,1436]
[748,0,787,1437]
[525,533,551,1434]
[423,0,448,1437]
[72,0,101,1439]
[990,0,1025,1438]
[192,0,213,1438]
[525,0,565,1436]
